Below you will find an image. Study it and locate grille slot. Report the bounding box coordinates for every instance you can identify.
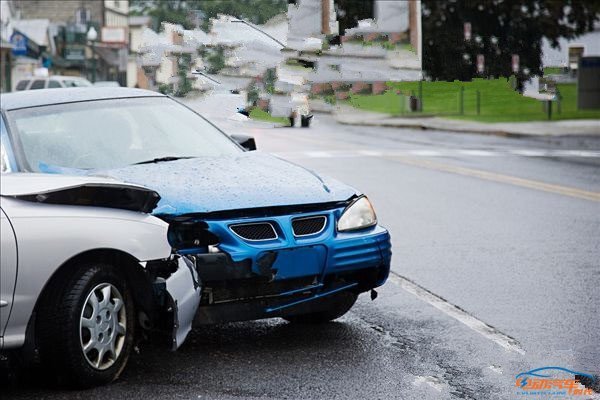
[230,222,277,241]
[292,216,327,237]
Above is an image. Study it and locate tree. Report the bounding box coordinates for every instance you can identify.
[130,0,195,30]
[205,45,226,74]
[334,0,374,36]
[196,0,288,30]
[130,0,288,31]
[422,0,600,88]
[175,53,193,97]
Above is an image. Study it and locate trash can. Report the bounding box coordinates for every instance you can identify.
[409,96,420,112]
[301,114,313,128]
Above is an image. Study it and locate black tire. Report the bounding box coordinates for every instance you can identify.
[37,263,135,388]
[283,292,358,324]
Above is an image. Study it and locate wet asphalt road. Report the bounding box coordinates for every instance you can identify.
[3,95,599,399]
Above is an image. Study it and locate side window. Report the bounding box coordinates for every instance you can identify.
[15,80,30,91]
[0,142,9,173]
[1,117,14,173]
[48,80,62,88]
[30,80,46,90]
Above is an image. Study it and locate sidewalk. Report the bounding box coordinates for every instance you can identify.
[312,100,600,137]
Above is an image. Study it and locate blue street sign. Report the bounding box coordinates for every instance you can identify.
[10,31,27,56]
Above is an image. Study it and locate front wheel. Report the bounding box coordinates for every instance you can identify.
[283,291,358,324]
[37,263,135,388]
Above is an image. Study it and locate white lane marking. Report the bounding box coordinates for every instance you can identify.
[549,150,600,157]
[458,149,497,156]
[359,150,383,157]
[305,151,333,158]
[388,272,526,355]
[407,149,443,156]
[273,149,600,159]
[509,149,549,157]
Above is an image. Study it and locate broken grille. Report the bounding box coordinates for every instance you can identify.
[230,222,278,241]
[292,216,327,237]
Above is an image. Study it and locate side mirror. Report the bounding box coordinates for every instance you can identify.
[230,134,257,151]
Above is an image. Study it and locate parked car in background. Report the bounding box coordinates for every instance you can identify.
[0,174,201,387]
[14,75,92,91]
[0,88,391,331]
[93,81,121,87]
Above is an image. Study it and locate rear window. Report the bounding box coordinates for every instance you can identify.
[48,80,62,88]
[15,80,30,91]
[30,80,46,90]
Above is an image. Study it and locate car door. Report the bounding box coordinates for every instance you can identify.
[0,207,18,340]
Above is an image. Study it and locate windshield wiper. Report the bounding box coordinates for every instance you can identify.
[133,156,197,165]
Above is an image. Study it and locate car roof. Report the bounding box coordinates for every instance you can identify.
[16,75,88,81]
[1,87,165,111]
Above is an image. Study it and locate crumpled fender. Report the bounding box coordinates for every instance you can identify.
[162,257,201,350]
[0,173,160,213]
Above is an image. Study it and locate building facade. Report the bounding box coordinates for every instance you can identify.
[1,0,130,89]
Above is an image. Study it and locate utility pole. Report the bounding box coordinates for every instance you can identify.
[322,0,331,35]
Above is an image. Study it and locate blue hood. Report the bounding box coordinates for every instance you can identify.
[88,152,357,216]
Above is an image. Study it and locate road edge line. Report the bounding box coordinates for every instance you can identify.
[388,271,526,355]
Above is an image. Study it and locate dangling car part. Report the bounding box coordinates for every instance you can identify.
[0,174,200,387]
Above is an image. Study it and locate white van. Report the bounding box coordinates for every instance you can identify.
[15,75,93,91]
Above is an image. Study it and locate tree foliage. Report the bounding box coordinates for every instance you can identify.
[205,45,226,74]
[197,0,288,25]
[334,0,374,36]
[422,0,600,87]
[130,0,288,31]
[131,0,194,30]
[175,53,193,97]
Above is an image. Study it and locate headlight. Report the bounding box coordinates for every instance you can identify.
[337,196,377,232]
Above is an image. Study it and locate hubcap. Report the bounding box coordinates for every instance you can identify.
[79,283,126,370]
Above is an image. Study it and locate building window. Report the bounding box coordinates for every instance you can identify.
[76,8,90,26]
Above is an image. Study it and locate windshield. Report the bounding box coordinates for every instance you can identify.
[7,97,242,171]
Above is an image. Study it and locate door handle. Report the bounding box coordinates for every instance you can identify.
[0,300,8,307]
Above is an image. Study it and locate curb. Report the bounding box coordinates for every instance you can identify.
[334,116,600,138]
[335,118,521,137]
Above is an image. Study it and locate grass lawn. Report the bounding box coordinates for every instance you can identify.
[249,108,290,125]
[543,66,566,75]
[347,78,600,123]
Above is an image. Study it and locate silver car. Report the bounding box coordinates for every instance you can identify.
[0,174,200,387]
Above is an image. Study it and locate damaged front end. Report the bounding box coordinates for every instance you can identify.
[162,200,392,325]
[144,256,201,350]
[1,175,204,351]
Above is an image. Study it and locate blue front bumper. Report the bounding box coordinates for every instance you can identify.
[188,207,391,323]
[198,207,391,288]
